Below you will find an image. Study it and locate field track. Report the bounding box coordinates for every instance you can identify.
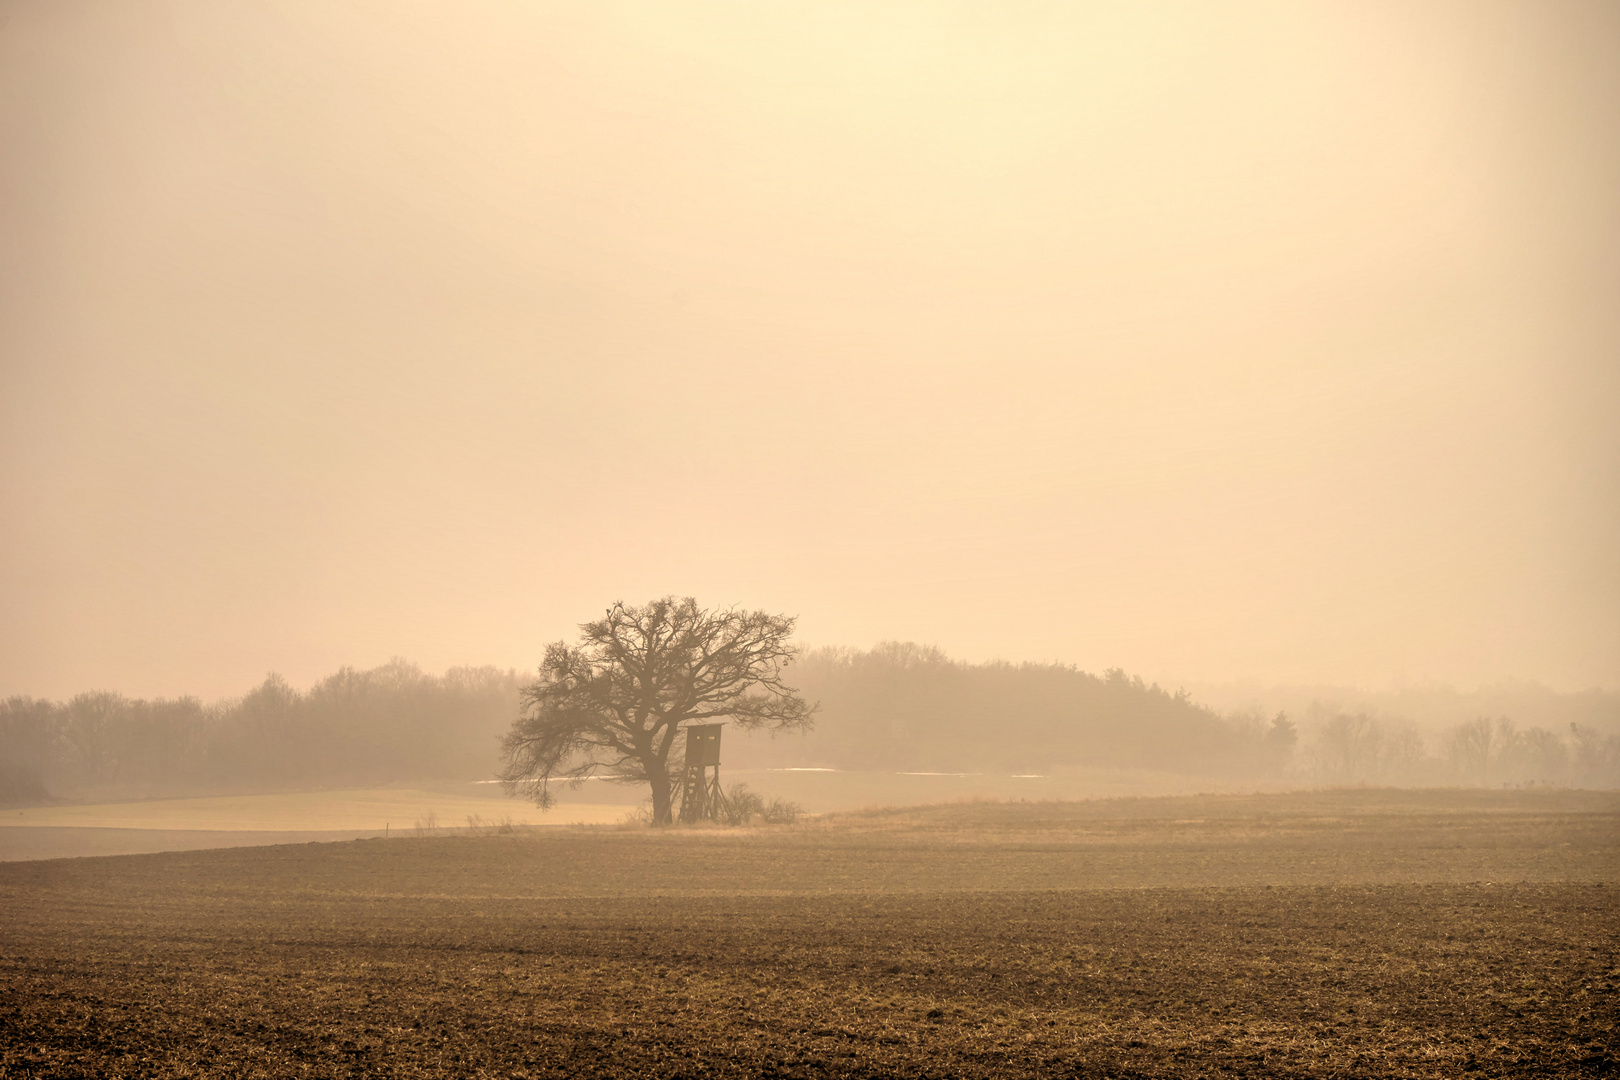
[2,789,1617,1078]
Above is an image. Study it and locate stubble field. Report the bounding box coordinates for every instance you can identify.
[2,788,1617,1078]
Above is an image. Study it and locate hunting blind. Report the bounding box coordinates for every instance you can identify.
[676,723,726,823]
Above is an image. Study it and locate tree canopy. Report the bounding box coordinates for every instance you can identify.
[499,597,815,824]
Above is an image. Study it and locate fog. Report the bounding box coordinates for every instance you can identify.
[5,645,1617,822]
[3,0,1618,706]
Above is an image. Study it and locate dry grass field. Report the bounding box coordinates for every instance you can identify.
[2,788,1617,1078]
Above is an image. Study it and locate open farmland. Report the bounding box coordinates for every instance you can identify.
[2,789,1617,1078]
[0,769,1319,863]
[0,786,633,862]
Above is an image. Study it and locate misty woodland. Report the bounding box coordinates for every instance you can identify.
[5,641,1616,807]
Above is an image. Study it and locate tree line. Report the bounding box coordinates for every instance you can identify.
[760,645,1620,786]
[735,642,1299,777]
[4,631,1616,807]
[0,660,521,803]
[1304,711,1620,788]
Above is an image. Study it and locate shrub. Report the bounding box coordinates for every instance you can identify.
[761,797,803,825]
[720,783,765,825]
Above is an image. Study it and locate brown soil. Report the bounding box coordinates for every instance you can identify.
[3,788,1617,1078]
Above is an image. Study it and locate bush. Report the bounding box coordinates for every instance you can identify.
[463,813,520,836]
[716,783,800,825]
[720,783,765,825]
[761,797,803,825]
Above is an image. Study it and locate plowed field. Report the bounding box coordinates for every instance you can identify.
[3,789,1617,1078]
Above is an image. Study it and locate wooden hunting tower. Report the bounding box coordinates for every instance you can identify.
[677,723,726,824]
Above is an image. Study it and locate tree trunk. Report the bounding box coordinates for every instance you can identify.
[648,766,674,826]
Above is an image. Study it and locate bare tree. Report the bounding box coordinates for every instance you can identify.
[1315,712,1385,784]
[499,597,816,824]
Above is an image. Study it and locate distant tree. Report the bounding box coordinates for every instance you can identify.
[1514,726,1568,784]
[0,697,58,804]
[499,597,816,824]
[1443,716,1510,784]
[1262,711,1298,771]
[60,692,127,785]
[1315,713,1384,784]
[1569,723,1620,788]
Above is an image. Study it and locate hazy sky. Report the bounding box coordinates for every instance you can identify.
[2,1,1617,699]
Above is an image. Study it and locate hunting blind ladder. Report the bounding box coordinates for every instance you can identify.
[676,723,727,823]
